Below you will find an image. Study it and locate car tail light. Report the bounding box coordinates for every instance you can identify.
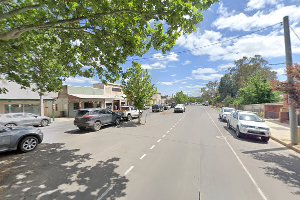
[83,115,93,119]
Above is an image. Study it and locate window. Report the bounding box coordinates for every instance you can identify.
[13,114,24,118]
[73,103,80,110]
[112,87,121,92]
[84,102,93,108]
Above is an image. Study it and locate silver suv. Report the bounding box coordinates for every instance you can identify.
[0,113,51,128]
[0,125,43,153]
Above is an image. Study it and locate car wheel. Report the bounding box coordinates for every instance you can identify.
[227,121,231,129]
[78,126,86,131]
[19,136,38,153]
[127,115,132,121]
[115,118,121,125]
[5,123,17,128]
[92,121,102,131]
[236,126,242,138]
[261,137,270,142]
[40,119,49,127]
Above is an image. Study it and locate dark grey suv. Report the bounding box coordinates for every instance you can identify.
[0,125,43,153]
[74,108,122,131]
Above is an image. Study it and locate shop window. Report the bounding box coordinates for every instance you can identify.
[73,103,80,110]
[84,102,93,108]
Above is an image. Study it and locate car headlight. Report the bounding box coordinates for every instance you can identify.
[240,124,249,128]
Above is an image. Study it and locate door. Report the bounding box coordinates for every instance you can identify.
[105,110,113,123]
[131,107,139,118]
[24,113,40,126]
[0,127,12,152]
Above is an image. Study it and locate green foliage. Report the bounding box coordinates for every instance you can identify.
[200,81,219,102]
[223,96,235,107]
[174,91,188,104]
[235,74,280,105]
[0,0,218,93]
[122,62,157,111]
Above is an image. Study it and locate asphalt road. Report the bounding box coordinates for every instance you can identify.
[0,106,300,200]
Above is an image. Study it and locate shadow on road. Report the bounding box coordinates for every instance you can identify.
[243,148,300,195]
[223,126,268,144]
[0,143,128,200]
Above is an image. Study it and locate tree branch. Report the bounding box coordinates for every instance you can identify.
[0,4,42,20]
[0,9,145,40]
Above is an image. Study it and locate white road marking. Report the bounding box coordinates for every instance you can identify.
[167,130,170,133]
[124,166,134,176]
[162,134,166,138]
[157,139,162,143]
[139,154,147,160]
[150,145,155,150]
[97,184,114,200]
[170,127,173,130]
[204,108,268,200]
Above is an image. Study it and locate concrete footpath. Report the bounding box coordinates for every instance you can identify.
[265,120,300,153]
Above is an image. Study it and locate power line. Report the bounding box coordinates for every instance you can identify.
[130,22,283,62]
[290,26,300,42]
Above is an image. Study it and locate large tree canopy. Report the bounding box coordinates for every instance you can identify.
[0,0,218,92]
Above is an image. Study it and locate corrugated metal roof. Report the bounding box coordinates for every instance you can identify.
[0,81,58,100]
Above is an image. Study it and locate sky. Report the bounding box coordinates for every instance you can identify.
[65,0,300,97]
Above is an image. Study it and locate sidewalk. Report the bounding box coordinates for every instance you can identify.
[51,118,74,123]
[265,120,300,153]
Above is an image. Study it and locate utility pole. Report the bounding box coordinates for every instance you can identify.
[283,16,299,144]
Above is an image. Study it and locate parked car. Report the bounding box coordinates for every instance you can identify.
[164,105,171,110]
[219,107,235,122]
[174,104,186,113]
[170,103,176,108]
[0,124,43,153]
[152,104,164,112]
[74,108,122,131]
[227,111,270,142]
[0,113,51,128]
[203,101,209,106]
[119,106,142,121]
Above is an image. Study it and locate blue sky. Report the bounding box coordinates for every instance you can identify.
[65,0,300,97]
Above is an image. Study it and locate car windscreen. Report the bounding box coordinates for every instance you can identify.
[224,108,234,113]
[239,114,262,122]
[76,110,90,117]
[152,105,159,109]
[121,107,130,111]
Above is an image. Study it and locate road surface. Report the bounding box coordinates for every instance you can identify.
[0,106,299,200]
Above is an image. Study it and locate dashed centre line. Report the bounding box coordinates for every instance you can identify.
[162,134,166,138]
[124,166,134,176]
[157,139,162,143]
[150,145,156,150]
[139,154,147,160]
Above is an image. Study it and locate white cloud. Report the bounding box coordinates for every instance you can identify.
[182,60,191,66]
[273,67,286,75]
[141,52,179,70]
[170,74,176,77]
[64,77,98,85]
[176,28,300,61]
[191,67,222,81]
[185,85,204,89]
[158,79,186,86]
[213,5,300,31]
[246,0,281,10]
[192,68,218,74]
[218,63,233,71]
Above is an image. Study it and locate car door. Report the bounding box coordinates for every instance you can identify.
[0,127,12,152]
[105,110,113,123]
[11,113,26,126]
[24,113,40,126]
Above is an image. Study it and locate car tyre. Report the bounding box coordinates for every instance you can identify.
[41,119,49,127]
[92,121,102,131]
[236,126,242,138]
[227,121,231,129]
[261,137,270,142]
[19,136,39,153]
[115,118,121,126]
[78,126,86,131]
[127,115,132,121]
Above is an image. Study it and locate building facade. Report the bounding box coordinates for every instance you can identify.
[0,81,57,116]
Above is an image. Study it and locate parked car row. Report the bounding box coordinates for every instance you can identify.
[219,107,271,142]
[151,103,186,113]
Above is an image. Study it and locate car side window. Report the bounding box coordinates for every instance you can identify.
[233,112,237,119]
[13,114,24,118]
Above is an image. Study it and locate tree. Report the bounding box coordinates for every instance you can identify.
[218,74,236,100]
[230,55,277,91]
[174,91,188,104]
[122,62,157,124]
[235,74,280,105]
[200,81,219,102]
[273,65,300,106]
[0,0,218,93]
